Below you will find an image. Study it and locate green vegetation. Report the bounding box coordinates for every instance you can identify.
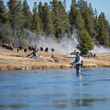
[0,0,110,54]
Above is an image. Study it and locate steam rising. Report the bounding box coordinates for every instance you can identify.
[92,46,110,54]
[24,30,110,55]
[26,30,79,54]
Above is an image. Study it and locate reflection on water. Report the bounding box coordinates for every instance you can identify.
[0,104,29,109]
[0,68,110,110]
[53,97,108,109]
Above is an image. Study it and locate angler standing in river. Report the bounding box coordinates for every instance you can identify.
[71,52,83,77]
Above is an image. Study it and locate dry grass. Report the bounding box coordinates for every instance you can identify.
[0,48,72,71]
[0,47,110,71]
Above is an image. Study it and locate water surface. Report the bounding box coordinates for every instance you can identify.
[0,68,110,110]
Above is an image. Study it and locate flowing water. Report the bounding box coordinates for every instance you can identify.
[0,68,110,110]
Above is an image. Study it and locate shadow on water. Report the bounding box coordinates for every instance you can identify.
[52,97,109,109]
[0,104,30,109]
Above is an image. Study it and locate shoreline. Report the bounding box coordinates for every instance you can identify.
[0,48,110,71]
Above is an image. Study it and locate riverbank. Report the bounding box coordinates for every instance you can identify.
[0,55,71,71]
[0,47,72,71]
[0,47,110,71]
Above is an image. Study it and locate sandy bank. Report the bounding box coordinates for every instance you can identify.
[0,48,110,71]
[0,47,72,71]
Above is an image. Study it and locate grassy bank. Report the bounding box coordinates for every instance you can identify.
[0,47,110,71]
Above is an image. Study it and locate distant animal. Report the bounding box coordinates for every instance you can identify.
[24,48,27,53]
[45,47,48,52]
[2,44,13,51]
[40,47,43,51]
[28,46,35,51]
[17,46,23,53]
[28,46,32,51]
[51,48,55,52]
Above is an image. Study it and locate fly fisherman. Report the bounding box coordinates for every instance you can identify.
[71,52,83,77]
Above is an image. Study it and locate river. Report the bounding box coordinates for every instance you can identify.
[0,68,110,110]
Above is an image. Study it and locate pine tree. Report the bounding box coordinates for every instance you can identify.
[0,0,6,23]
[80,1,95,38]
[22,0,32,29]
[38,2,43,19]
[79,29,94,54]
[96,12,110,46]
[38,2,44,33]
[77,0,87,13]
[8,0,30,46]
[0,0,6,41]
[31,2,43,34]
[8,0,17,36]
[76,11,93,54]
[42,3,54,35]
[8,0,23,28]
[76,11,85,31]
[58,1,69,33]
[52,0,69,38]
[52,0,61,38]
[69,0,78,30]
[8,0,17,10]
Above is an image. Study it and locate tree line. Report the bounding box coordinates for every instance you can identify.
[0,0,110,54]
